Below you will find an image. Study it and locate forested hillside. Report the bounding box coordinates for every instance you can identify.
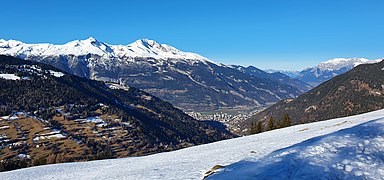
[0,55,230,171]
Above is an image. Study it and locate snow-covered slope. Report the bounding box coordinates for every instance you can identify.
[210,113,384,179]
[1,109,384,180]
[0,37,208,61]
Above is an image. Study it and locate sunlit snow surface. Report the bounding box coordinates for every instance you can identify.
[316,58,382,71]
[209,118,384,179]
[1,109,384,180]
[0,38,209,62]
[0,73,20,80]
[48,70,65,77]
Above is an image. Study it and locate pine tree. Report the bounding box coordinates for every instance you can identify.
[250,122,255,134]
[255,121,263,133]
[250,121,263,134]
[282,114,292,127]
[267,116,275,131]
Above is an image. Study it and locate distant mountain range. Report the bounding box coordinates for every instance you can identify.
[264,69,300,78]
[2,37,380,112]
[0,38,310,111]
[234,65,312,93]
[244,59,384,133]
[267,58,382,86]
[0,55,230,171]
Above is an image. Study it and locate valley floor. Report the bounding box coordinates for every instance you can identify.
[1,109,384,180]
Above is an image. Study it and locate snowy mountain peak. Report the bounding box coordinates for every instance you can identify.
[59,37,113,56]
[135,39,158,47]
[0,38,209,62]
[66,37,105,47]
[116,38,210,62]
[0,39,24,48]
[85,36,98,42]
[128,38,175,53]
[316,57,381,71]
[297,57,383,86]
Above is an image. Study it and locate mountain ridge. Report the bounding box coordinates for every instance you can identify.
[0,38,309,111]
[0,37,209,62]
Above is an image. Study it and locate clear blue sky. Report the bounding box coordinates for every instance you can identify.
[1,0,383,70]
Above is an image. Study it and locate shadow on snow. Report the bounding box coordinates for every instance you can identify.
[208,118,384,180]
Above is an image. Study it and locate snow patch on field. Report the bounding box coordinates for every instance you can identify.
[18,154,31,159]
[85,116,104,123]
[33,130,66,142]
[1,109,384,179]
[0,73,20,80]
[75,116,107,127]
[49,70,65,77]
[0,126,10,130]
[141,95,152,101]
[1,114,19,120]
[106,83,130,91]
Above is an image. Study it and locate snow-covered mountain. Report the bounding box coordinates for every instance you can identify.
[316,58,379,71]
[265,58,382,87]
[297,58,382,86]
[0,37,208,61]
[1,109,383,179]
[0,38,309,111]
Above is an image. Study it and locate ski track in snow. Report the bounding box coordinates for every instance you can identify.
[1,109,384,180]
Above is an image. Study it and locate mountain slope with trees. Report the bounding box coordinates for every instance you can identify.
[0,38,310,111]
[0,55,230,171]
[245,60,384,134]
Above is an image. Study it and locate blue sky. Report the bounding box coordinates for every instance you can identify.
[1,0,383,70]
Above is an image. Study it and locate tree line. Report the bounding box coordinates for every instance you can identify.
[250,114,292,134]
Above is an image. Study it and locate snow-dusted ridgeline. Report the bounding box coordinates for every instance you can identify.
[1,109,384,180]
[315,57,382,71]
[0,38,309,111]
[295,57,383,86]
[0,38,209,62]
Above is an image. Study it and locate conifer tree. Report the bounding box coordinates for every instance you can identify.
[282,114,292,127]
[255,121,263,133]
[267,116,275,131]
[250,122,255,134]
[250,121,263,134]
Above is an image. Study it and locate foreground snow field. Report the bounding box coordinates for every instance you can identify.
[209,115,384,179]
[2,109,384,180]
